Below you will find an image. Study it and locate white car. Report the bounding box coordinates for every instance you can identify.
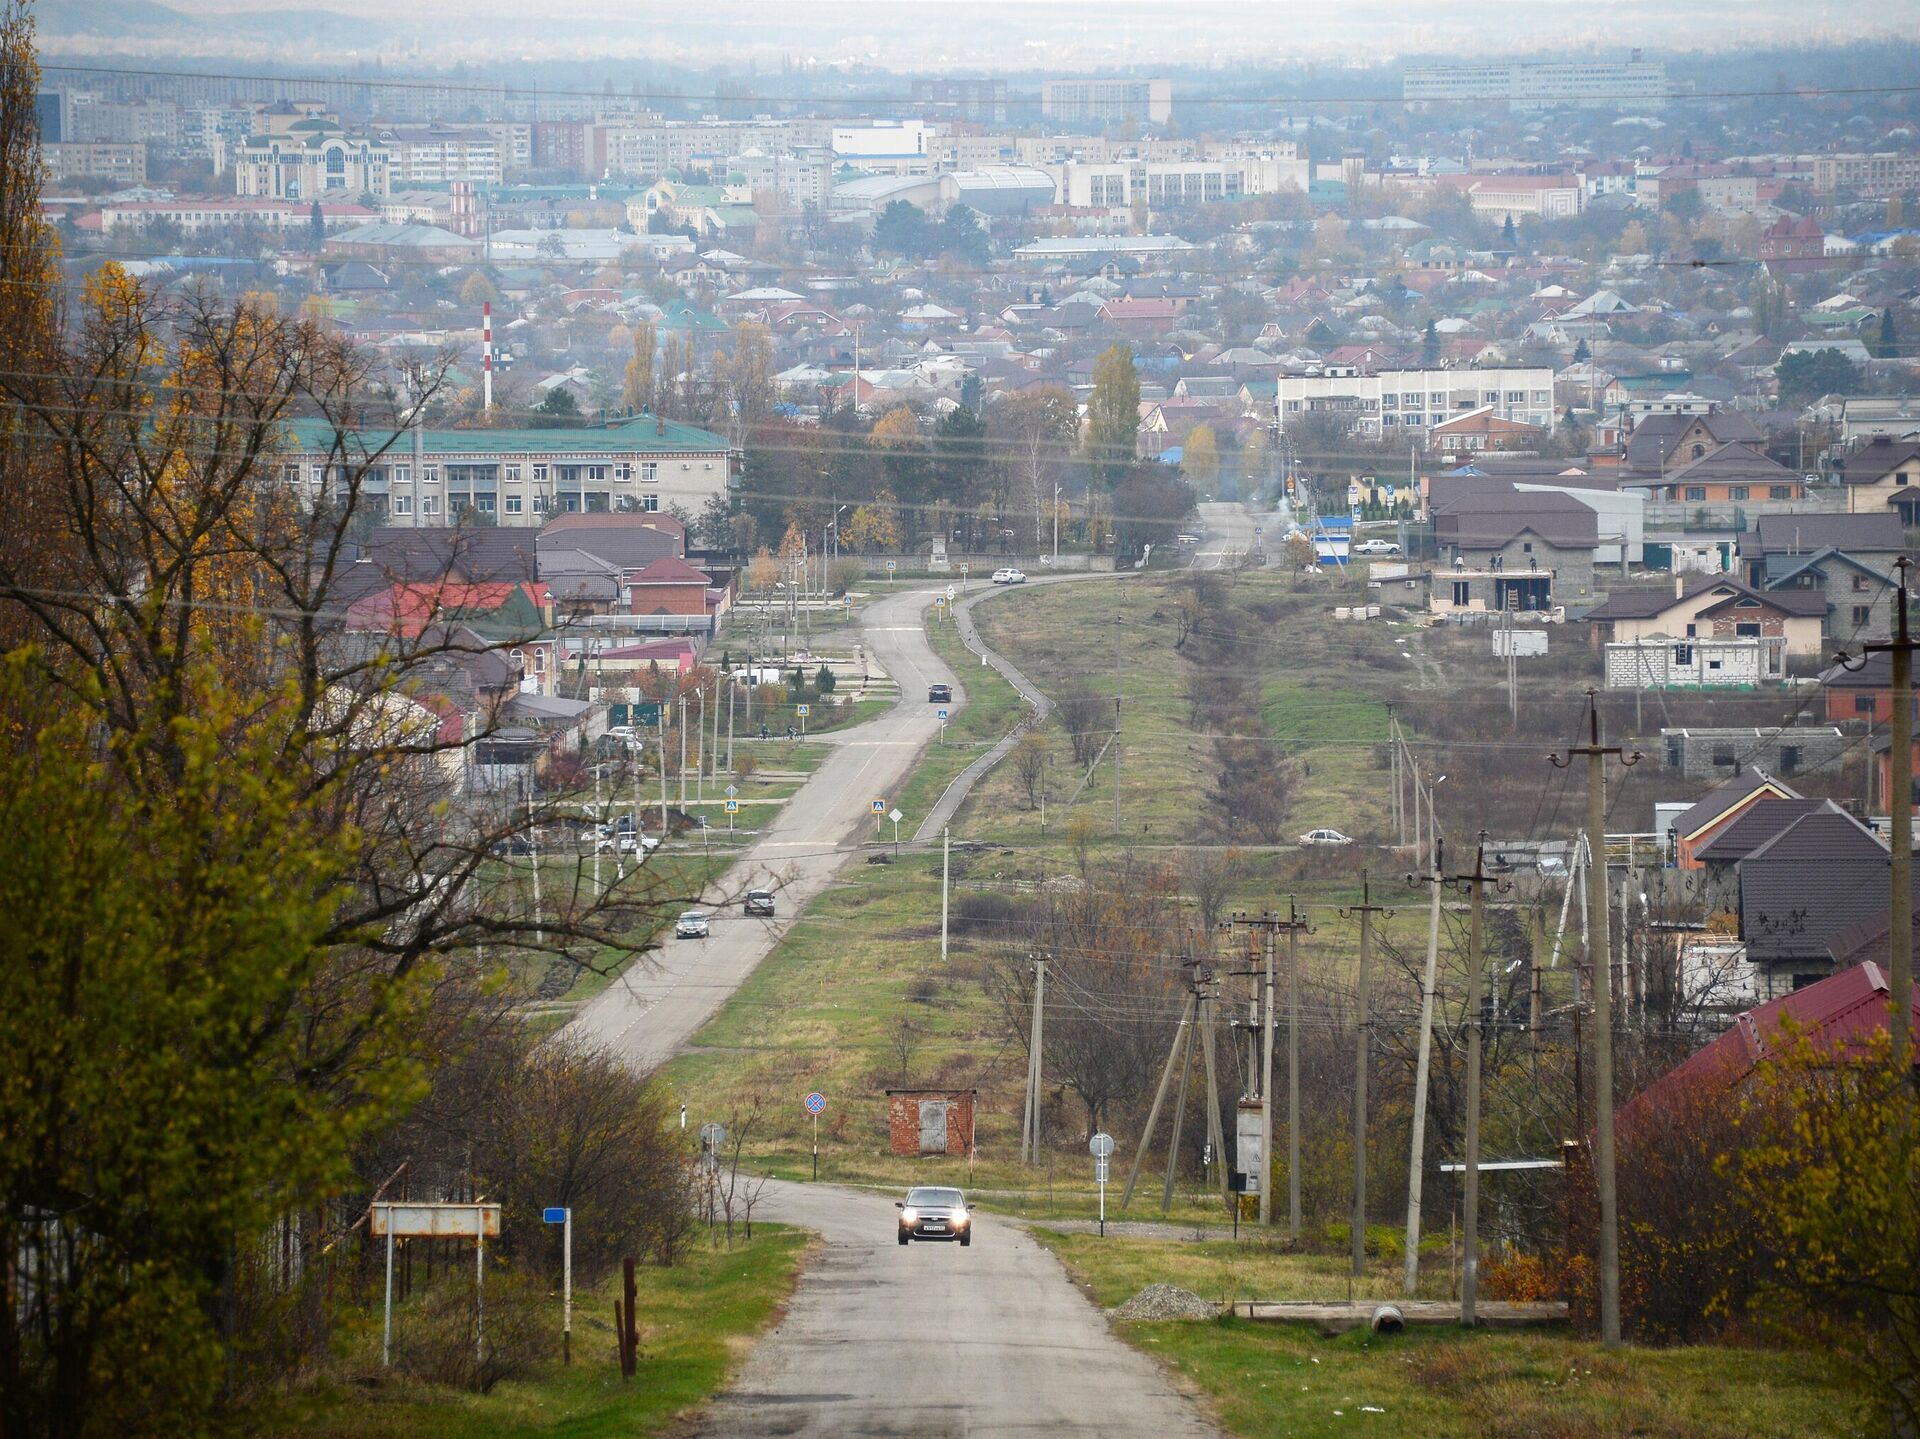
[1353,539,1401,556]
[675,910,710,939]
[1298,828,1355,847]
[991,567,1028,585]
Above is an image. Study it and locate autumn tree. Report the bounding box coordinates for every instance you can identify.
[1181,424,1220,494]
[1013,730,1049,809]
[842,493,902,552]
[1086,344,1141,489]
[460,269,499,307]
[991,385,1078,550]
[622,318,657,414]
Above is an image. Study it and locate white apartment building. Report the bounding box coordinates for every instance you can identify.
[1051,154,1307,208]
[733,147,835,210]
[1273,366,1555,438]
[1041,78,1173,126]
[1808,153,1920,198]
[230,105,392,200]
[1404,56,1669,111]
[485,122,533,174]
[43,142,146,184]
[60,93,181,147]
[374,126,503,186]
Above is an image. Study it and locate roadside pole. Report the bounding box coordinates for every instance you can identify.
[940,827,950,964]
[542,1206,572,1363]
[1446,838,1507,1327]
[1341,874,1391,1280]
[1551,692,1639,1349]
[1261,921,1276,1227]
[1404,838,1445,1296]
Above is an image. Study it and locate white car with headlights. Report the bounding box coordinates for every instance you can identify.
[896,1185,972,1246]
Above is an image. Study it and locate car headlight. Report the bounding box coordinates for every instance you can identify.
[900,1208,917,1224]
[951,1209,968,1226]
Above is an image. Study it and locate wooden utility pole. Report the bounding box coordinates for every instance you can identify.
[1446,837,1508,1326]
[1403,837,1445,1296]
[1221,910,1296,1227]
[1341,874,1391,1279]
[1842,557,1913,1074]
[1550,691,1639,1349]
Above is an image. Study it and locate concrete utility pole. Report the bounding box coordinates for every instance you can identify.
[1446,837,1508,1327]
[1841,557,1913,1074]
[1403,837,1445,1296]
[1285,901,1308,1237]
[1121,987,1194,1208]
[1021,954,1047,1165]
[1550,691,1640,1349]
[1341,875,1391,1280]
[940,827,951,965]
[1222,908,1307,1230]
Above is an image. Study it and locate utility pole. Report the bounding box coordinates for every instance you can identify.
[1386,704,1402,849]
[1022,954,1047,1165]
[1222,908,1306,1229]
[1285,900,1308,1237]
[727,677,736,775]
[1550,690,1640,1349]
[1121,986,1194,1209]
[940,827,951,965]
[679,694,688,810]
[1341,874,1391,1280]
[1112,614,1123,831]
[1403,837,1445,1295]
[1840,556,1913,1074]
[526,781,544,945]
[1446,836,1508,1326]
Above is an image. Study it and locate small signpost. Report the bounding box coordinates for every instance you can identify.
[886,558,897,575]
[796,701,810,736]
[889,807,903,856]
[543,1206,573,1363]
[371,1202,500,1370]
[725,784,738,829]
[805,1091,826,1180]
[937,706,949,745]
[1090,1133,1115,1237]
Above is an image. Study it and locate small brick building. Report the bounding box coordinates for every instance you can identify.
[884,1089,977,1158]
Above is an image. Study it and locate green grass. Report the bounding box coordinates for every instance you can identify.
[889,600,1028,831]
[1029,1230,1871,1439]
[263,1227,810,1439]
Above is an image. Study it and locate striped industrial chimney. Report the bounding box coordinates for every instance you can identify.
[482,301,493,413]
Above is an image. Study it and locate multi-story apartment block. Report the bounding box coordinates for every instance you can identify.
[1041,78,1172,126]
[1403,55,1669,111]
[1051,154,1307,208]
[43,141,146,184]
[60,92,181,148]
[283,415,736,527]
[910,78,1009,125]
[485,122,533,175]
[230,103,392,200]
[1808,153,1920,198]
[1272,366,1556,439]
[98,197,377,236]
[373,125,503,186]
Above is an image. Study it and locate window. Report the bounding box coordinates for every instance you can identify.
[532,464,548,482]
[1854,574,1873,592]
[1728,486,1749,502]
[1780,745,1801,775]
[640,461,659,483]
[422,496,439,517]
[1673,644,1693,666]
[1691,443,1707,460]
[614,463,632,481]
[505,464,521,482]
[1685,623,1698,636]
[1522,541,1533,554]
[1854,605,1872,627]
[642,494,659,512]
[391,494,411,516]
[1898,473,1911,487]
[505,495,523,515]
[1770,485,1793,499]
[1712,747,1737,769]
[531,494,546,513]
[1857,694,1878,715]
[1685,486,1706,501]
[587,465,607,482]
[392,465,409,486]
[1452,581,1471,605]
[476,495,496,515]
[1736,622,1761,637]
[1708,659,1722,670]
[1381,393,1397,407]
[423,466,440,485]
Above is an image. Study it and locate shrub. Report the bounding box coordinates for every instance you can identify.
[830,557,865,594]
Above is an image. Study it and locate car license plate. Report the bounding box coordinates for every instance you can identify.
[925,1221,945,1230]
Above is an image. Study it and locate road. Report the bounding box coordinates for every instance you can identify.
[693,1182,1217,1438]
[1190,499,1267,570]
[565,571,1109,1072]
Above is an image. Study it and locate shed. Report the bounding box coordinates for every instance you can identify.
[884,1089,977,1158]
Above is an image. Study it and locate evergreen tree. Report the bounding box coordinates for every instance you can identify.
[1501,214,1518,249]
[308,199,325,251]
[1574,337,1591,363]
[1421,319,1440,366]
[1873,307,1898,361]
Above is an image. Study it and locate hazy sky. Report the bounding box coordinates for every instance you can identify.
[50,0,1920,67]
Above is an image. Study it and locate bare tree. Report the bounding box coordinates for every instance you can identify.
[1014,731,1050,810]
[1058,686,1110,770]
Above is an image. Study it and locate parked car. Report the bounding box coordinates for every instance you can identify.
[1298,828,1354,847]
[744,888,776,917]
[1353,539,1401,556]
[928,683,953,703]
[674,910,710,939]
[896,1186,972,1246]
[618,832,660,856]
[991,567,1027,584]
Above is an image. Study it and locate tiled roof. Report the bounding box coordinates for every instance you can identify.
[1670,767,1800,840]
[1741,512,1906,557]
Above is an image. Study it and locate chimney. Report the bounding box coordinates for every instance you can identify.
[1674,573,1685,599]
[656,414,666,437]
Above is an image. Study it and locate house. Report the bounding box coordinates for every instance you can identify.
[1583,575,1826,659]
[1657,726,1848,784]
[1604,635,1779,688]
[1870,732,1920,814]
[1758,547,1904,642]
[1427,487,1598,613]
[1737,805,1897,993]
[1818,650,1917,726]
[1667,767,1802,868]
[623,554,723,621]
[1622,409,1766,477]
[1626,443,1803,504]
[1759,214,1830,274]
[1837,436,1920,520]
[1429,406,1547,465]
[1737,513,1906,591]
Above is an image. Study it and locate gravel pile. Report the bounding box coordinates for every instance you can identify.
[1111,1284,1220,1321]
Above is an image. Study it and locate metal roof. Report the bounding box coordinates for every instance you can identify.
[286,414,729,459]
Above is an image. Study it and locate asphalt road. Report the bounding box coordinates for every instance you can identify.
[1190,499,1264,569]
[693,1182,1217,1439]
[564,571,1110,1072]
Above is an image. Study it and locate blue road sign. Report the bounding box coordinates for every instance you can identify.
[542,1207,568,1225]
[805,1092,826,1115]
[937,708,949,721]
[870,798,885,814]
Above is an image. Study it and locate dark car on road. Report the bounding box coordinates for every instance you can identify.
[897,1186,971,1246]
[744,888,776,917]
[928,683,952,704]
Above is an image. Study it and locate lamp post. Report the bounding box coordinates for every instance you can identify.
[1053,483,1062,563]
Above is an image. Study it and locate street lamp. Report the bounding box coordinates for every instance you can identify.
[1052,483,1062,564]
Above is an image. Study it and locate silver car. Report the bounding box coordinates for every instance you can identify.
[896,1186,972,1246]
[675,909,710,939]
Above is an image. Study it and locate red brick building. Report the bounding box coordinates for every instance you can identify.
[624,555,718,617]
[885,1089,978,1158]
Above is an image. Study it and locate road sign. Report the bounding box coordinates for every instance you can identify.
[805,1091,826,1115]
[886,559,897,572]
[937,708,949,721]
[542,1206,568,1224]
[889,808,903,824]
[542,1207,574,1362]
[796,703,810,717]
[1089,1132,1115,1158]
[725,784,738,798]
[724,798,739,814]
[1090,1132,1115,1236]
[871,798,886,814]
[1095,1158,1110,1183]
[946,584,956,599]
[699,1122,726,1148]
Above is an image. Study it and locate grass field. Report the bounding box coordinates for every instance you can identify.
[263,1227,810,1439]
[1031,1229,1871,1439]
